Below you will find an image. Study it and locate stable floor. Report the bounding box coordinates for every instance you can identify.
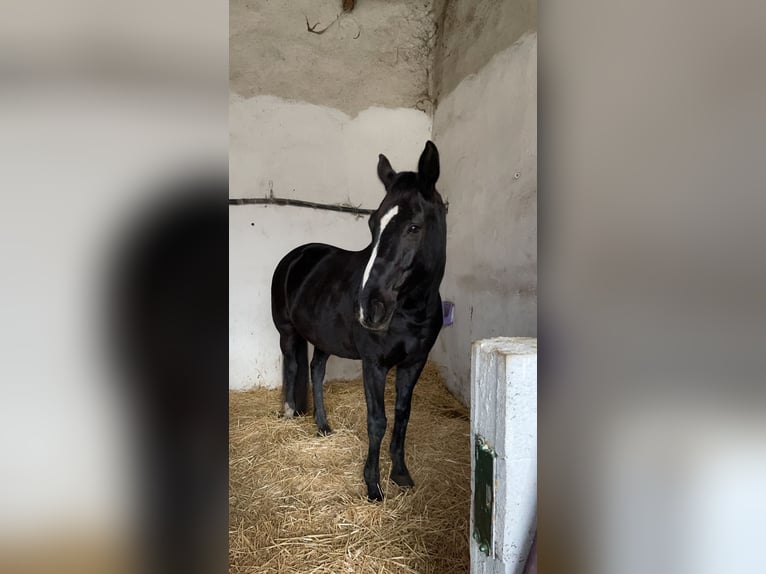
[229,363,471,574]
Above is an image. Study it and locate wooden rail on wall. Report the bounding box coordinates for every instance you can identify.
[229,196,449,215]
[228,196,375,216]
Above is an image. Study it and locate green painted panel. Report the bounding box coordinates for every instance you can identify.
[473,435,495,556]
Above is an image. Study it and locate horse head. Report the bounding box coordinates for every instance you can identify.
[357,141,447,331]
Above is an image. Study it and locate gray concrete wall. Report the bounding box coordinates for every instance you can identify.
[231,0,437,115]
[431,0,536,103]
[430,2,537,405]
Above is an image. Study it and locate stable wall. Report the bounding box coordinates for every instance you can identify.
[430,2,537,405]
[229,0,537,395]
[229,96,431,389]
[230,0,435,117]
[229,0,437,389]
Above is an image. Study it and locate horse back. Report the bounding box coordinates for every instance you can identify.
[271,243,364,358]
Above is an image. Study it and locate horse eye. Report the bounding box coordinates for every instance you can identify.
[407,224,421,234]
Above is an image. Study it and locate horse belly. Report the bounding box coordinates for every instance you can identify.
[293,309,360,359]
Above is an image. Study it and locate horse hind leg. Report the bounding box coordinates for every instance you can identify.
[280,334,297,417]
[280,333,309,417]
[310,348,332,436]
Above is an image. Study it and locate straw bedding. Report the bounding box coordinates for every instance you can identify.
[229,362,471,574]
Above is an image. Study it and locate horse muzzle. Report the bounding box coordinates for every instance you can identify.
[358,297,394,331]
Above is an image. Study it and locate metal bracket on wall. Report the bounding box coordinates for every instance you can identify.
[473,435,496,556]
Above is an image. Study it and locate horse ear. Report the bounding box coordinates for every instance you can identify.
[377,154,396,190]
[417,140,440,190]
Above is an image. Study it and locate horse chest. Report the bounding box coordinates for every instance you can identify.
[370,317,436,367]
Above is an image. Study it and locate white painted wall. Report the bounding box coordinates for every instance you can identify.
[229,4,537,397]
[229,94,431,389]
[230,94,432,205]
[431,32,538,405]
[471,337,537,573]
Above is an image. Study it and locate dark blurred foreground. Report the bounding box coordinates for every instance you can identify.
[0,2,227,573]
[111,179,228,574]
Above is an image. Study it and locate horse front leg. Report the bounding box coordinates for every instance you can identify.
[389,359,426,488]
[362,359,388,501]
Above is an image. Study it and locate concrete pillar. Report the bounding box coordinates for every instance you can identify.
[470,337,537,574]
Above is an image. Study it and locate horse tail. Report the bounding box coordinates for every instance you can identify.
[293,337,309,415]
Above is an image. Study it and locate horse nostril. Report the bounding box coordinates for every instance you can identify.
[371,299,386,323]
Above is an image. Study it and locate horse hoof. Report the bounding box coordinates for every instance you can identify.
[367,484,384,502]
[390,473,415,489]
[283,402,295,418]
[317,426,333,437]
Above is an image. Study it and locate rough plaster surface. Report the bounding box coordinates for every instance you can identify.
[230,205,374,389]
[471,337,537,573]
[229,94,432,389]
[230,0,436,116]
[230,93,431,204]
[431,32,538,406]
[229,1,538,395]
[431,0,536,103]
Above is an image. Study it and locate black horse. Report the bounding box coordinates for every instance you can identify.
[271,141,447,501]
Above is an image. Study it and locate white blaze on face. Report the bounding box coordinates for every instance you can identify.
[359,205,399,322]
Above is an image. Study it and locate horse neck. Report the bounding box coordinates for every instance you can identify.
[400,255,445,304]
